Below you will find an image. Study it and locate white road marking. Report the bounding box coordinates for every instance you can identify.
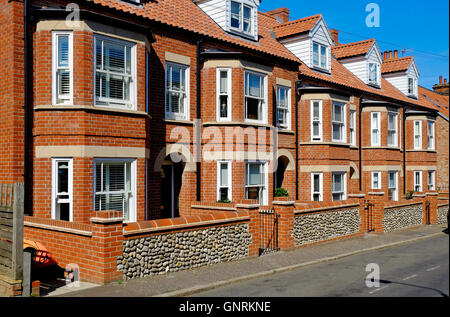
[426,266,440,272]
[402,274,417,281]
[369,285,389,294]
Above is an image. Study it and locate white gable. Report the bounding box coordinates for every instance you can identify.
[383,58,419,98]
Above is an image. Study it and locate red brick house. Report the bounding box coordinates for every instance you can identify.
[0,0,447,286]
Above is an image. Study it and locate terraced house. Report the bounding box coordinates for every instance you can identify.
[0,0,448,288]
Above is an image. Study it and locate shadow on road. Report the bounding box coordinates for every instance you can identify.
[379,279,449,297]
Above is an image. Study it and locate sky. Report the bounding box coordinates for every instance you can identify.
[259,0,449,89]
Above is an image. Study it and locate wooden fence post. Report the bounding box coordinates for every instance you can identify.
[12,183,24,282]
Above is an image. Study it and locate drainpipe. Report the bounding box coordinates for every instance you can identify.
[358,95,363,192]
[23,0,30,214]
[402,106,406,194]
[295,79,302,201]
[196,39,203,201]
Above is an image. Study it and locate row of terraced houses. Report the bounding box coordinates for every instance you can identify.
[0,0,448,290]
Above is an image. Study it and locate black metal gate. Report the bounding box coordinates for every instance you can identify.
[259,208,279,256]
[364,200,375,232]
[425,201,431,225]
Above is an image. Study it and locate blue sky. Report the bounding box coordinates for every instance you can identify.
[259,0,449,89]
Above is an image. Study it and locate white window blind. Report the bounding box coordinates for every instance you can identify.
[217,69,231,120]
[414,120,422,149]
[95,37,134,108]
[311,173,323,201]
[53,32,73,105]
[311,100,322,141]
[245,162,266,205]
[349,110,356,145]
[95,161,133,222]
[427,121,435,149]
[332,172,346,201]
[166,62,189,120]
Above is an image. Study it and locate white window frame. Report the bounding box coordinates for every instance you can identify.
[51,158,73,221]
[52,31,73,105]
[408,77,417,96]
[388,171,398,201]
[349,110,356,146]
[371,171,382,190]
[276,85,291,130]
[245,161,268,205]
[414,170,422,192]
[332,102,346,143]
[244,70,267,124]
[93,34,137,110]
[93,159,137,223]
[428,170,435,191]
[217,161,232,202]
[371,112,380,146]
[311,100,322,141]
[427,120,435,150]
[230,0,253,36]
[312,42,328,70]
[368,62,379,85]
[311,172,323,201]
[332,172,346,201]
[216,68,232,121]
[165,62,190,121]
[414,120,422,149]
[387,112,398,147]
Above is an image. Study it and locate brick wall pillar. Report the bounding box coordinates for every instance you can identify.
[273,198,295,250]
[236,200,260,257]
[424,192,438,224]
[90,210,124,284]
[367,192,385,233]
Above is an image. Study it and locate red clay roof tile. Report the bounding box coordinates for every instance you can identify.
[332,39,375,59]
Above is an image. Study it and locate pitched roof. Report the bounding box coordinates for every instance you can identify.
[87,0,299,62]
[272,14,321,39]
[418,86,449,118]
[331,39,375,59]
[381,56,414,74]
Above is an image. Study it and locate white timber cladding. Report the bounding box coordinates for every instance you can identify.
[280,16,333,70]
[366,44,382,86]
[383,61,419,97]
[195,0,260,40]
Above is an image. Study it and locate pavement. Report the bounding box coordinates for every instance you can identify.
[54,223,448,297]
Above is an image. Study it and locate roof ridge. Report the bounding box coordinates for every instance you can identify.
[383,56,413,63]
[272,13,321,29]
[333,39,375,49]
[259,11,279,21]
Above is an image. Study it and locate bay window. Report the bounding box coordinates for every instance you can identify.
[311,173,323,201]
[217,161,232,202]
[245,161,267,205]
[349,110,356,146]
[94,160,136,222]
[388,171,398,201]
[332,102,346,142]
[332,172,346,201]
[427,120,435,150]
[217,68,231,121]
[388,112,398,146]
[166,62,189,120]
[371,112,380,146]
[311,100,322,141]
[244,71,266,123]
[94,36,135,109]
[428,170,435,191]
[414,170,422,192]
[276,86,290,129]
[414,120,422,149]
[52,31,73,105]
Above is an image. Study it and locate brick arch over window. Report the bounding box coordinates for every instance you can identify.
[153,144,196,172]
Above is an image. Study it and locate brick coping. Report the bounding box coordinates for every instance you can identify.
[24,217,92,237]
[383,201,423,210]
[437,203,449,207]
[294,203,360,215]
[191,205,237,211]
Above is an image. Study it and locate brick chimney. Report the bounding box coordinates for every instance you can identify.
[432,75,450,96]
[329,29,339,45]
[265,7,290,24]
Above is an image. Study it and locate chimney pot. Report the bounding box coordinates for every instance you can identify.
[394,50,398,59]
[440,76,443,84]
[388,51,393,59]
[383,51,388,60]
[445,78,448,84]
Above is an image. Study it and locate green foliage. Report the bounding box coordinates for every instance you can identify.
[217,198,232,203]
[274,187,289,197]
[406,191,414,200]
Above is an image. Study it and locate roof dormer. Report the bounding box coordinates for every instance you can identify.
[381,51,419,99]
[273,14,333,73]
[332,38,383,88]
[194,0,261,41]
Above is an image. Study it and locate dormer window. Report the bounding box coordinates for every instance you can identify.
[313,42,328,70]
[368,63,379,85]
[408,77,417,96]
[230,1,253,35]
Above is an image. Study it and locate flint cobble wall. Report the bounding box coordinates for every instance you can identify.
[436,204,449,225]
[292,208,361,246]
[118,223,251,280]
[383,204,423,232]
